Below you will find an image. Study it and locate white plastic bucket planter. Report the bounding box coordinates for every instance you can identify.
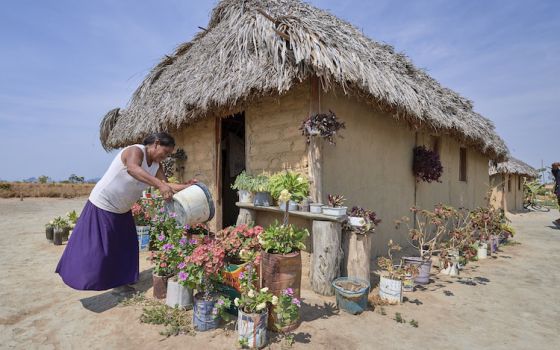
[403,257,432,284]
[165,280,193,309]
[237,309,268,349]
[379,276,403,304]
[238,190,255,204]
[322,206,347,217]
[348,216,366,227]
[310,203,324,214]
[477,242,488,260]
[166,182,215,226]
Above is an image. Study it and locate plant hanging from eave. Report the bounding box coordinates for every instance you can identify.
[162,148,188,178]
[300,110,346,145]
[413,145,443,183]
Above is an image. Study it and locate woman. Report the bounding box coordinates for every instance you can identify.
[56,132,196,293]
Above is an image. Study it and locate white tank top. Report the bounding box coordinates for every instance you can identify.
[89,144,159,213]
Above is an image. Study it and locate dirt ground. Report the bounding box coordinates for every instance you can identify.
[1,197,559,349]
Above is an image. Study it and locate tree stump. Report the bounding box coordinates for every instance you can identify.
[342,230,371,284]
[236,208,256,226]
[310,221,342,296]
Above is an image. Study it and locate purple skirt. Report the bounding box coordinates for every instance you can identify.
[56,200,139,290]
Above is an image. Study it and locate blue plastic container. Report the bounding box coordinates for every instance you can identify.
[193,293,221,331]
[332,277,370,315]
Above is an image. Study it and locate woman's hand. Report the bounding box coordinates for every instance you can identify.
[158,182,174,201]
[185,178,198,186]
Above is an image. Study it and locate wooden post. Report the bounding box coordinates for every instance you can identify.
[308,77,323,203]
[236,208,256,226]
[342,230,371,283]
[310,220,342,296]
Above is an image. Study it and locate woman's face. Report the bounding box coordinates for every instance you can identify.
[151,142,174,163]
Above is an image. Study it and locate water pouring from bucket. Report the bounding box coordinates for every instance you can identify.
[165,182,215,226]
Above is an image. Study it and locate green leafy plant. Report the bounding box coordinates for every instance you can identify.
[234,263,275,314]
[409,319,419,328]
[252,173,270,193]
[52,216,69,229]
[66,210,79,228]
[274,288,301,347]
[394,312,406,323]
[268,171,309,203]
[260,221,309,254]
[231,171,255,192]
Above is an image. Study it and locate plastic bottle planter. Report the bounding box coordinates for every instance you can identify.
[237,309,268,349]
[165,280,193,309]
[193,293,221,331]
[440,261,460,277]
[477,242,488,260]
[378,275,403,304]
[45,227,54,241]
[309,203,324,214]
[490,236,499,254]
[53,228,64,246]
[254,192,272,207]
[322,206,348,217]
[402,273,415,292]
[136,226,150,251]
[403,257,432,284]
[332,277,370,315]
[238,190,255,204]
[153,274,171,299]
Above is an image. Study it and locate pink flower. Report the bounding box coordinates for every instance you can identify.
[160,262,167,268]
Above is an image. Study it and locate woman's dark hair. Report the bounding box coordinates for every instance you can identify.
[142,132,175,147]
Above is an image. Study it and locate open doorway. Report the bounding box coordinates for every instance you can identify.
[220,112,245,228]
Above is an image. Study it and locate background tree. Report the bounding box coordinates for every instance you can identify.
[38,175,50,184]
[68,174,85,183]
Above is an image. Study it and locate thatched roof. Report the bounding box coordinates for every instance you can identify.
[100,0,508,161]
[490,157,538,178]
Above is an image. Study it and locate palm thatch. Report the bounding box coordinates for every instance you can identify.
[100,0,508,160]
[490,157,538,178]
[99,108,121,151]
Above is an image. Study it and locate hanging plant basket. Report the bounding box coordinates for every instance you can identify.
[413,145,443,183]
[300,110,346,145]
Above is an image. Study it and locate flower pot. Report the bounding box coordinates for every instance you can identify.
[348,216,366,227]
[238,190,255,204]
[222,261,260,292]
[45,227,54,241]
[237,309,268,349]
[490,235,499,254]
[262,251,301,331]
[278,200,298,211]
[136,226,150,251]
[332,277,370,315]
[254,192,272,207]
[322,206,347,217]
[440,260,460,276]
[53,228,63,246]
[402,273,415,292]
[403,257,432,284]
[62,227,70,241]
[298,203,310,212]
[378,275,403,304]
[309,203,324,214]
[477,242,488,260]
[193,292,221,331]
[165,280,193,309]
[153,274,171,299]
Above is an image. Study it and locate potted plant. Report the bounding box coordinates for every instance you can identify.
[469,206,503,259]
[216,224,263,292]
[252,173,272,207]
[377,241,419,303]
[148,211,184,299]
[322,194,347,216]
[299,110,346,145]
[66,210,79,240]
[438,207,473,276]
[235,263,275,349]
[413,145,443,183]
[268,171,309,211]
[166,235,198,309]
[232,171,255,204]
[45,220,54,241]
[132,201,151,250]
[397,205,452,284]
[52,216,69,245]
[260,221,308,331]
[347,206,381,231]
[273,288,301,348]
[184,237,231,331]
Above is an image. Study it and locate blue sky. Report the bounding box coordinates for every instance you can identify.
[1,0,558,181]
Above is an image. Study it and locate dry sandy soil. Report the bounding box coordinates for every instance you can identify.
[1,197,559,349]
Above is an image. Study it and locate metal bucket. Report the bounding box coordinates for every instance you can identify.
[166,182,215,226]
